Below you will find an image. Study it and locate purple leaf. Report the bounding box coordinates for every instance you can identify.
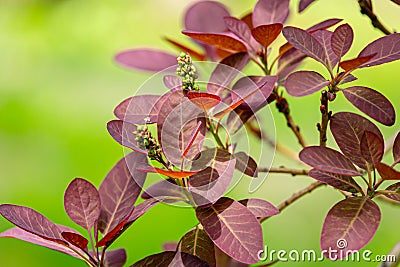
[0,204,63,242]
[252,0,290,27]
[207,52,249,95]
[239,198,279,218]
[251,23,283,48]
[337,72,357,85]
[115,49,177,72]
[299,146,360,176]
[178,227,216,267]
[107,120,146,154]
[285,71,329,97]
[163,75,182,91]
[277,47,307,82]
[313,30,339,69]
[226,107,256,135]
[224,16,252,43]
[61,232,88,250]
[330,112,384,169]
[393,132,400,165]
[64,178,101,231]
[306,18,343,33]
[360,131,384,166]
[0,227,79,258]
[141,179,190,204]
[321,197,380,259]
[196,197,263,264]
[299,0,317,12]
[114,95,161,124]
[342,86,396,126]
[182,31,247,53]
[331,24,353,58]
[98,152,147,235]
[385,182,400,202]
[162,242,178,251]
[282,26,328,66]
[308,169,362,193]
[105,249,127,267]
[358,33,400,68]
[376,163,400,180]
[234,152,258,177]
[132,251,209,267]
[128,198,160,224]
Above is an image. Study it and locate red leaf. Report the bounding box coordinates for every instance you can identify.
[358,33,400,68]
[299,0,317,12]
[164,37,206,61]
[61,232,88,250]
[393,132,400,165]
[234,152,258,177]
[299,146,360,176]
[187,91,221,110]
[385,182,400,202]
[137,164,199,179]
[360,131,384,166]
[321,197,381,259]
[182,121,203,158]
[342,86,395,126]
[115,49,177,72]
[331,24,353,58]
[239,198,279,218]
[64,178,101,231]
[251,23,283,48]
[308,169,362,193]
[252,0,290,27]
[339,55,376,71]
[285,70,329,96]
[114,95,161,124]
[182,31,247,53]
[196,197,263,264]
[376,163,400,180]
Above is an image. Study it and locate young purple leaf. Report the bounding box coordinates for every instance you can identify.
[98,152,147,234]
[393,132,400,165]
[107,120,147,154]
[360,131,384,166]
[234,152,258,177]
[115,49,177,72]
[342,86,395,126]
[299,0,317,12]
[331,24,353,58]
[196,197,263,264]
[178,227,216,267]
[0,204,64,242]
[61,232,88,250]
[251,23,283,48]
[252,0,290,27]
[308,169,362,193]
[285,71,329,97]
[224,16,252,43]
[114,95,161,125]
[105,249,127,267]
[313,30,339,70]
[299,146,360,176]
[321,197,381,260]
[182,31,248,53]
[239,198,279,218]
[385,182,400,202]
[376,163,400,180]
[358,33,400,68]
[330,112,383,169]
[141,179,190,204]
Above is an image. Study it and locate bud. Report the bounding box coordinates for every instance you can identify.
[133,126,162,161]
[176,52,199,91]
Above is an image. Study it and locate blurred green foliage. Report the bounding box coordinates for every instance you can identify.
[0,0,399,266]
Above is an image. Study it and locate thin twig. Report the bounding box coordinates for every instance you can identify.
[258,167,309,176]
[358,0,393,35]
[318,90,330,147]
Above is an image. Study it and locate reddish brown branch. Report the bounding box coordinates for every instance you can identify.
[358,0,393,35]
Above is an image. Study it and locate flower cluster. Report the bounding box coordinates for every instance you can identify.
[133,125,162,161]
[176,52,199,91]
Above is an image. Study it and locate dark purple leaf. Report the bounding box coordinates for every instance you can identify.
[251,23,283,48]
[331,24,353,58]
[252,0,290,27]
[385,182,400,202]
[114,95,161,125]
[182,31,247,53]
[234,152,258,177]
[360,131,384,165]
[277,48,307,82]
[285,71,329,97]
[313,30,339,69]
[376,163,400,180]
[0,204,63,242]
[163,75,182,91]
[226,107,256,134]
[128,198,160,223]
[115,49,177,72]
[98,152,147,234]
[239,198,279,218]
[393,132,400,165]
[306,18,343,33]
[337,72,357,85]
[131,251,210,267]
[164,37,206,61]
[330,112,384,169]
[299,0,317,12]
[178,227,216,267]
[358,33,400,68]
[282,26,328,66]
[391,0,400,5]
[64,178,101,231]
[224,16,251,43]
[342,86,396,126]
[196,197,263,264]
[308,169,362,193]
[299,146,360,176]
[61,232,88,250]
[321,197,380,259]
[339,55,376,71]
[207,52,249,95]
[187,92,221,110]
[141,179,190,204]
[107,120,146,154]
[105,249,127,267]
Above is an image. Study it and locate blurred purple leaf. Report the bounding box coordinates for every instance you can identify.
[98,152,147,234]
[226,107,256,134]
[299,146,360,176]
[330,112,383,169]
[114,95,161,125]
[178,227,216,267]
[184,1,229,33]
[308,169,362,193]
[61,232,88,250]
[299,0,317,12]
[360,131,384,166]
[251,23,283,48]
[115,49,177,72]
[64,178,101,231]
[313,30,339,69]
[234,152,258,177]
[239,198,279,218]
[252,0,290,27]
[393,132,400,165]
[358,33,400,68]
[285,71,329,96]
[105,249,127,267]
[107,120,146,154]
[342,86,395,126]
[385,182,400,202]
[141,179,190,204]
[376,163,400,180]
[163,75,182,91]
[306,18,343,33]
[196,197,263,264]
[182,31,247,53]
[224,16,251,43]
[132,251,210,267]
[331,24,353,58]
[321,197,380,259]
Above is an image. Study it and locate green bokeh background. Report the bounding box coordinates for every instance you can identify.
[0,0,399,266]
